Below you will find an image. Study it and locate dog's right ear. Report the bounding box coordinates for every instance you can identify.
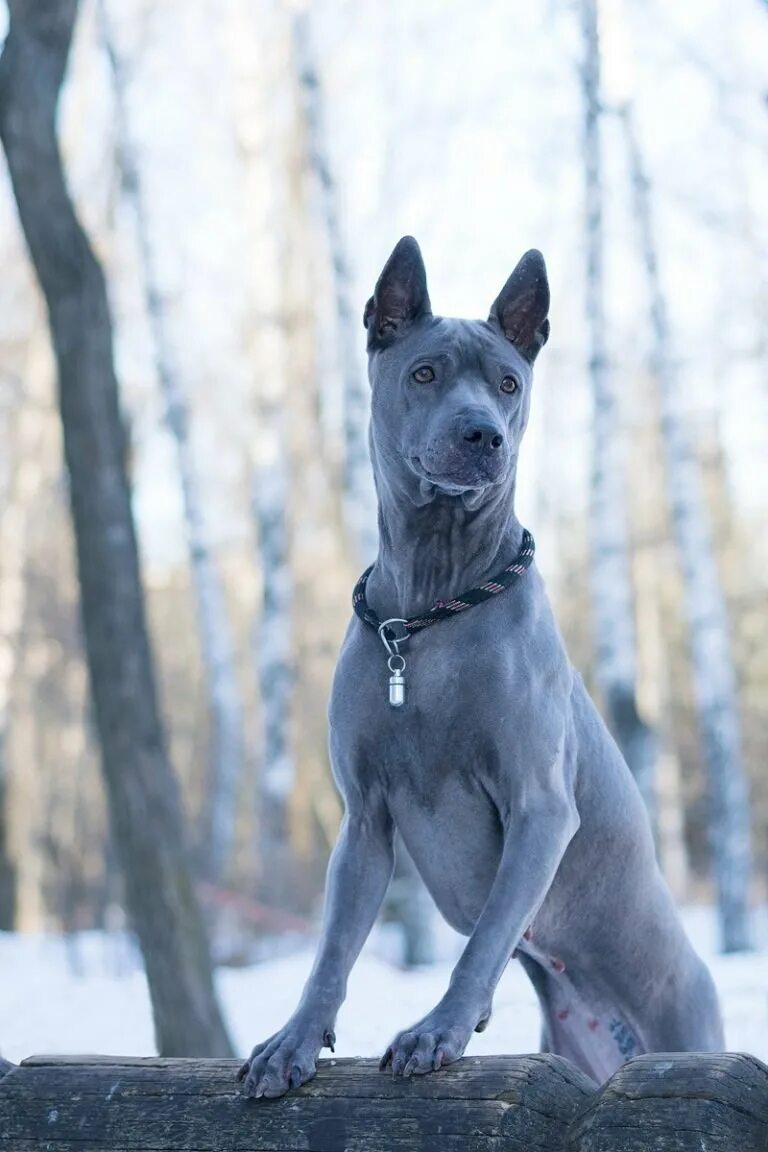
[363,236,432,349]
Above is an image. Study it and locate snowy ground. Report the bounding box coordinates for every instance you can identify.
[1,907,767,1067]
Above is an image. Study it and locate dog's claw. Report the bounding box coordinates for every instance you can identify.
[323,1029,336,1053]
[379,1046,393,1071]
[239,1017,327,1098]
[383,1010,475,1078]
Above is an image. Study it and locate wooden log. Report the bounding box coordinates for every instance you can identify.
[0,1053,595,1152]
[567,1051,768,1151]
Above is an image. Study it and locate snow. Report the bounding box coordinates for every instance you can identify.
[2,907,767,1067]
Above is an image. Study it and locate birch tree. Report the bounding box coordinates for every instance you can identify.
[98,0,245,883]
[0,0,233,1054]
[0,430,21,930]
[0,430,26,931]
[293,7,377,564]
[619,102,753,952]
[222,0,297,891]
[278,63,350,878]
[0,330,50,928]
[293,8,434,963]
[580,0,658,817]
[631,419,691,901]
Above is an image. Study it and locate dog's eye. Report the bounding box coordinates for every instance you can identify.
[500,375,519,394]
[412,365,435,384]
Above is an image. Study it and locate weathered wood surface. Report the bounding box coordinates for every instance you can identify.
[3,1051,767,1151]
[0,1054,594,1152]
[568,1051,768,1151]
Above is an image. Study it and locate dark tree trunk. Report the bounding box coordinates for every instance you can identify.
[0,0,233,1055]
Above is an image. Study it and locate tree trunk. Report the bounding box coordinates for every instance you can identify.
[0,330,51,929]
[280,47,349,885]
[293,9,377,564]
[620,102,753,952]
[633,530,691,900]
[0,744,14,931]
[293,10,433,963]
[251,449,294,880]
[0,0,233,1053]
[580,0,658,818]
[226,0,298,896]
[249,257,294,892]
[99,1,244,884]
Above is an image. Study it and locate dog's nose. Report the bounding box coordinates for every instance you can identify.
[461,418,504,451]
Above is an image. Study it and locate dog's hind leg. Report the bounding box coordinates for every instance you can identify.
[641,956,724,1053]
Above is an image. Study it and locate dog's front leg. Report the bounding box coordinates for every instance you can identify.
[382,770,579,1077]
[239,799,394,1097]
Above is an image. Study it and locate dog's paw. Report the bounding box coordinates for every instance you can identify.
[379,1013,474,1077]
[237,1018,335,1099]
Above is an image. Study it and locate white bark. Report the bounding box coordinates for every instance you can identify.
[0,332,50,927]
[251,450,293,808]
[291,8,433,964]
[620,102,752,952]
[99,1,244,884]
[224,0,296,857]
[248,242,294,818]
[292,7,377,565]
[634,533,690,900]
[581,0,657,816]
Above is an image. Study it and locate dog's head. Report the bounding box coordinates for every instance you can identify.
[364,236,549,510]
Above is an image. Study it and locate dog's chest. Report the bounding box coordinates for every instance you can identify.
[373,697,508,934]
[330,605,570,933]
[331,577,572,805]
[336,615,537,806]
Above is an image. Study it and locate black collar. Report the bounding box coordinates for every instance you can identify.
[353,528,535,650]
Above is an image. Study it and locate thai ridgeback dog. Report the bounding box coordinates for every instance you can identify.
[239,237,724,1097]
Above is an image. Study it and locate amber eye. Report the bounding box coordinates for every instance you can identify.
[501,375,519,394]
[412,365,435,384]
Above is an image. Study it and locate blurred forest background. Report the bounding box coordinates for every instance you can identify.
[0,0,766,1057]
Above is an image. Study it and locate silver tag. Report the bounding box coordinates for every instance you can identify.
[388,655,406,708]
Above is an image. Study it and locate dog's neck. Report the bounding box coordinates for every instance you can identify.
[367,474,524,620]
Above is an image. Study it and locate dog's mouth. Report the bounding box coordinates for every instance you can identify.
[410,457,498,510]
[410,457,479,491]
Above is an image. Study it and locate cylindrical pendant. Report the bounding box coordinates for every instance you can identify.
[389,670,405,707]
[387,654,406,708]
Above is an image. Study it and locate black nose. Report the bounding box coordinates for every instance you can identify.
[461,418,504,451]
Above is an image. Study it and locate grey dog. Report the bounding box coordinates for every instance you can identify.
[239,237,724,1098]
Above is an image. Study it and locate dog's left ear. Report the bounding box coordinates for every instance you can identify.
[489,250,550,362]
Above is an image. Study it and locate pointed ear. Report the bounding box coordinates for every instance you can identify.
[363,236,432,349]
[489,250,550,361]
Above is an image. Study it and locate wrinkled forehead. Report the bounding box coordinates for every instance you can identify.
[374,316,530,376]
